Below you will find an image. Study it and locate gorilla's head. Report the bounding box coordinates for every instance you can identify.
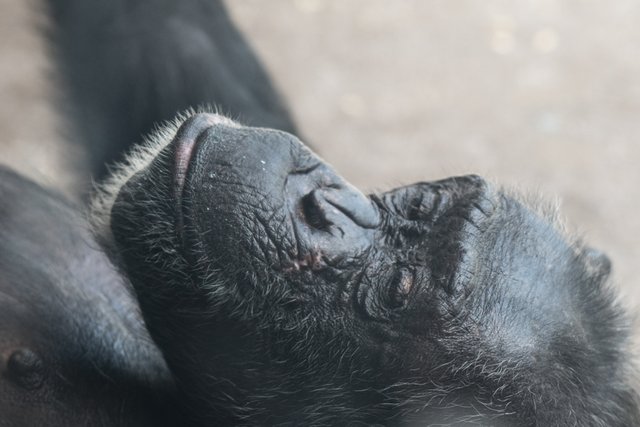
[97,113,638,426]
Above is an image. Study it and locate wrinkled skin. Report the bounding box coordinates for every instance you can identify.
[0,167,177,426]
[108,113,639,426]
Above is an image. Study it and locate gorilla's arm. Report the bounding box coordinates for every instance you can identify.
[45,0,297,181]
[0,166,178,425]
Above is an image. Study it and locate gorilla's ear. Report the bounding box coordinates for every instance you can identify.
[582,246,612,281]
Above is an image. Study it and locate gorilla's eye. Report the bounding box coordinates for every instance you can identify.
[387,268,414,309]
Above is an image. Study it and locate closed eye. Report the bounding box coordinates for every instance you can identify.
[388,268,414,309]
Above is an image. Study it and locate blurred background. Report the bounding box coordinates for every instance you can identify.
[1,0,639,313]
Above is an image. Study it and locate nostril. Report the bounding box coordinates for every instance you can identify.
[300,186,381,232]
[301,190,333,231]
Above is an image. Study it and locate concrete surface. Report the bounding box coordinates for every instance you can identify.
[0,0,82,196]
[1,1,639,314]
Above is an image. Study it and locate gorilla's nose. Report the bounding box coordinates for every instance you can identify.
[301,185,380,231]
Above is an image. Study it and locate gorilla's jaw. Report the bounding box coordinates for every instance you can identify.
[105,113,636,425]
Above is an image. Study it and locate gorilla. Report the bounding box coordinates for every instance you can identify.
[0,0,636,425]
[94,112,639,426]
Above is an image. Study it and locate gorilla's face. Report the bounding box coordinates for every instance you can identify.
[106,113,637,425]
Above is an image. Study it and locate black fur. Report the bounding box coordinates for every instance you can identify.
[45,0,298,182]
[0,166,177,426]
[2,0,636,425]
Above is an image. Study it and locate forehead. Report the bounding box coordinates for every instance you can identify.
[463,197,592,352]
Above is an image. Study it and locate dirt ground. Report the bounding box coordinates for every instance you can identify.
[1,0,640,316]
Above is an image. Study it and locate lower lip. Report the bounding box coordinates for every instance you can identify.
[173,114,234,200]
[172,114,235,236]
